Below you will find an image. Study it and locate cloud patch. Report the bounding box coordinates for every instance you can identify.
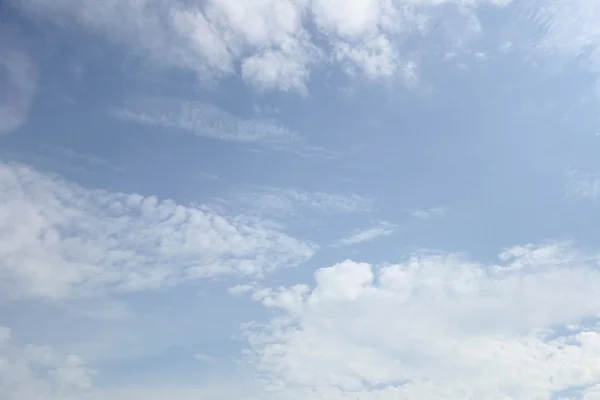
[0,327,94,400]
[0,36,37,135]
[409,206,446,220]
[113,96,336,158]
[0,325,264,400]
[0,162,316,300]
[511,0,600,82]
[240,242,600,399]
[223,186,373,219]
[569,169,600,200]
[12,0,511,93]
[113,97,297,145]
[338,222,396,245]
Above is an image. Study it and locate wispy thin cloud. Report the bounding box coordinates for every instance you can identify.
[197,171,221,181]
[112,99,296,144]
[520,0,600,75]
[193,353,217,363]
[222,186,373,218]
[0,30,37,135]
[339,222,396,245]
[112,96,336,159]
[38,144,125,172]
[569,169,600,200]
[408,206,446,220]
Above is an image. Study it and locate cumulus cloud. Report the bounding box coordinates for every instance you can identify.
[240,242,600,399]
[0,162,316,300]
[0,34,37,135]
[11,0,510,92]
[338,222,396,245]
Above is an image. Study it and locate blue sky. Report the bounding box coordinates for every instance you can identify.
[3,0,600,399]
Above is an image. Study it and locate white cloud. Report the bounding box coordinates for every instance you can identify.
[312,0,384,39]
[0,162,316,300]
[197,171,221,181]
[339,222,396,245]
[335,35,400,79]
[14,0,232,79]
[409,206,446,220]
[225,186,373,218]
[12,0,511,93]
[113,97,297,144]
[521,0,600,77]
[569,169,600,200]
[0,327,10,343]
[0,325,263,400]
[113,96,337,157]
[38,145,118,169]
[240,42,320,95]
[83,378,262,400]
[71,304,133,324]
[85,387,257,400]
[0,32,37,135]
[240,242,600,399]
[0,327,94,400]
[193,353,217,363]
[585,385,600,400]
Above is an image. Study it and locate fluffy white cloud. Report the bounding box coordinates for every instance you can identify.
[335,35,399,79]
[0,162,316,300]
[11,0,511,92]
[239,242,600,399]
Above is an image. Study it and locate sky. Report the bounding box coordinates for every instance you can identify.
[3,0,600,399]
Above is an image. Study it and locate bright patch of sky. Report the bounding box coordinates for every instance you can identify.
[3,0,600,399]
